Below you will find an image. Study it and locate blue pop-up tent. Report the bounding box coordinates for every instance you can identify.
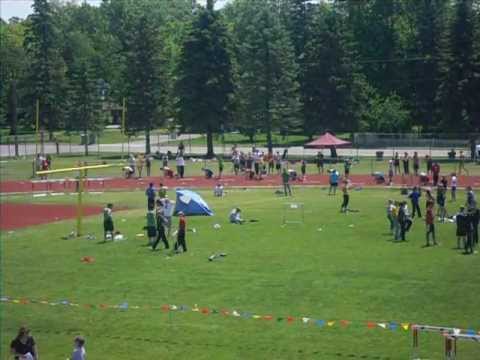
[174,189,214,216]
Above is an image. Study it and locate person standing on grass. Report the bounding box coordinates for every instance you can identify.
[426,155,433,175]
[174,211,187,253]
[328,169,339,195]
[282,168,292,196]
[267,151,274,174]
[386,200,396,234]
[217,156,224,178]
[465,209,475,254]
[163,198,174,235]
[456,207,468,249]
[146,207,157,246]
[432,162,440,186]
[103,203,114,241]
[440,176,448,191]
[388,159,394,185]
[397,202,408,241]
[176,153,185,178]
[10,326,38,360]
[128,154,136,176]
[409,186,422,218]
[153,200,169,250]
[425,189,435,208]
[145,153,152,177]
[394,152,400,175]
[413,152,420,176]
[472,207,479,247]
[301,160,307,179]
[145,183,156,209]
[466,186,476,210]
[402,152,410,175]
[137,153,145,178]
[451,173,457,201]
[392,201,400,240]
[275,152,282,174]
[316,152,324,174]
[233,152,240,175]
[458,150,468,175]
[70,336,86,360]
[162,153,169,169]
[425,202,437,246]
[344,158,351,178]
[340,180,350,213]
[437,187,447,222]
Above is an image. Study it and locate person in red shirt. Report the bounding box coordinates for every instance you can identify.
[431,162,440,186]
[425,203,437,246]
[174,211,187,253]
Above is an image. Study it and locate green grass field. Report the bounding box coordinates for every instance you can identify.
[1,154,479,181]
[1,188,479,359]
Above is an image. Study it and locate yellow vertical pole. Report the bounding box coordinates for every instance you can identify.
[76,169,84,236]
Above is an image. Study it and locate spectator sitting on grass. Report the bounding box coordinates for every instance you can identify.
[202,168,214,179]
[229,208,244,224]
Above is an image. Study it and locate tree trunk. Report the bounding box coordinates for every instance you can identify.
[206,126,215,158]
[84,128,89,156]
[145,126,151,154]
[266,126,273,154]
[8,80,19,157]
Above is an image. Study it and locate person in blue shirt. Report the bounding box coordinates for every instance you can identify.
[328,169,339,195]
[408,186,422,218]
[145,183,156,209]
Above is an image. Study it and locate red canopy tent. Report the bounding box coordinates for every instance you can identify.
[304,132,352,158]
[304,132,351,149]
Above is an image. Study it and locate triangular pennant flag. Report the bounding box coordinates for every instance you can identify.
[263,315,273,321]
[211,309,219,314]
[241,312,252,319]
[60,300,70,305]
[119,302,129,310]
[20,299,30,305]
[83,304,92,309]
[401,323,410,331]
[192,304,199,312]
[131,305,140,309]
[161,304,170,312]
[302,317,310,324]
[340,320,349,327]
[327,321,335,327]
[201,308,209,314]
[252,315,261,319]
[170,305,178,311]
[367,322,376,329]
[277,317,284,322]
[12,299,20,304]
[221,309,229,316]
[99,304,109,309]
[378,323,387,329]
[180,305,189,312]
[0,296,9,302]
[287,316,295,323]
[453,328,461,335]
[466,329,476,336]
[316,320,325,327]
[389,322,398,330]
[40,300,49,305]
[232,310,240,317]
[70,303,79,307]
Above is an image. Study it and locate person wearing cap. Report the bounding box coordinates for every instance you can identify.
[70,336,86,360]
[174,212,187,253]
[10,326,38,360]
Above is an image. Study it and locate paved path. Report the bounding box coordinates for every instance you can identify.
[0,141,470,158]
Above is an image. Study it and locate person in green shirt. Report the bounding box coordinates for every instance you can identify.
[146,209,157,246]
[217,156,224,178]
[282,168,292,196]
[158,183,167,199]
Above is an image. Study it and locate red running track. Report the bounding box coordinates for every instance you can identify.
[0,203,103,230]
[1,174,479,194]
